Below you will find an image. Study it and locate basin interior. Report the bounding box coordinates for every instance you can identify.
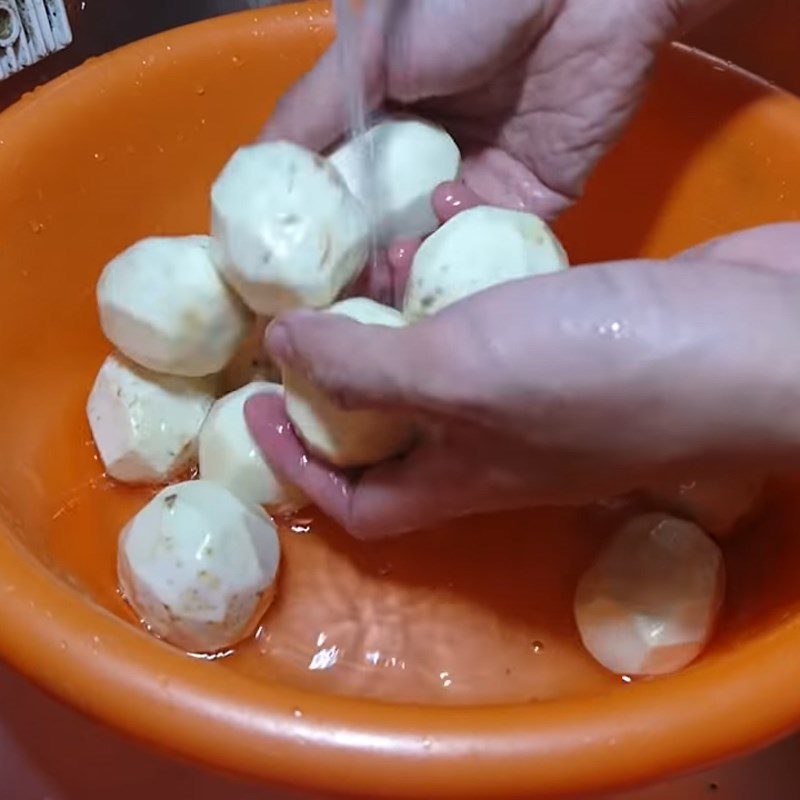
[1,9,800,712]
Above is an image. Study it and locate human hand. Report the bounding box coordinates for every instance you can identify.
[246,224,800,538]
[262,0,721,222]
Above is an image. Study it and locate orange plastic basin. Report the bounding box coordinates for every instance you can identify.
[0,3,799,798]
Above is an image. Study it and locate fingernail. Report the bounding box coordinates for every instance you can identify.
[265,322,294,364]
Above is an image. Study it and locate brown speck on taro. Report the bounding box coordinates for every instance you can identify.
[420,295,436,310]
[164,493,178,509]
[318,231,332,268]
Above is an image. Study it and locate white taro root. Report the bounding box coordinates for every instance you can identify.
[87,354,215,484]
[118,480,281,653]
[645,475,763,538]
[404,205,569,321]
[97,236,251,377]
[282,298,416,467]
[574,513,725,677]
[199,382,305,510]
[211,141,369,315]
[329,117,460,243]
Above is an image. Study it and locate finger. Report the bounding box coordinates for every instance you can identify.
[387,237,421,303]
[245,392,444,538]
[459,148,570,221]
[675,224,800,273]
[244,392,358,516]
[432,180,484,223]
[342,443,455,538]
[433,158,567,223]
[264,310,462,416]
[314,425,545,540]
[259,5,388,150]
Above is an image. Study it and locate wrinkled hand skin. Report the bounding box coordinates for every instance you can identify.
[244,0,800,540]
[262,0,719,219]
[246,223,800,538]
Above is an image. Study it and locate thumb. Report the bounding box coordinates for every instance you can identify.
[265,310,458,416]
[675,224,800,274]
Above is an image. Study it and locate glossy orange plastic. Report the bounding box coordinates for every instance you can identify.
[0,3,799,798]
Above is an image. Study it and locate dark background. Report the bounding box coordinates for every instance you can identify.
[0,0,797,112]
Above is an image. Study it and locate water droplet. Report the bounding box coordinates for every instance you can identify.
[291,521,312,535]
[621,674,633,684]
[195,85,206,96]
[531,640,544,655]
[231,54,242,66]
[308,645,340,671]
[292,707,303,718]
[93,152,105,162]
[422,737,432,750]
[28,220,44,234]
[58,641,68,651]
